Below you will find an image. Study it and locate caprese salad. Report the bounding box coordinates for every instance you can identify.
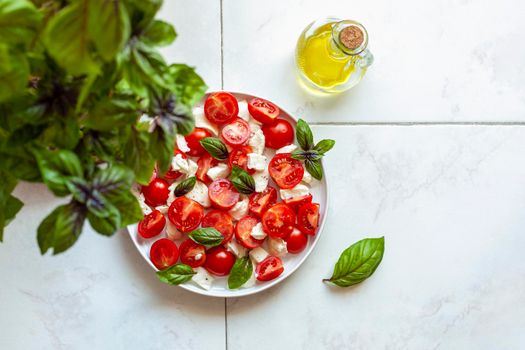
[133,92,334,290]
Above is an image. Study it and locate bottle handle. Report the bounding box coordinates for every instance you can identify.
[358,49,374,68]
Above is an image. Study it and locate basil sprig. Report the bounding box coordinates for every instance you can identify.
[229,166,255,195]
[323,237,384,287]
[173,176,196,197]
[156,263,196,285]
[188,227,224,247]
[228,257,253,289]
[199,137,229,160]
[291,119,335,180]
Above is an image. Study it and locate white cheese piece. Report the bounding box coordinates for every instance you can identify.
[275,144,298,154]
[280,184,310,200]
[138,193,152,215]
[248,128,265,154]
[242,270,256,288]
[175,134,190,153]
[192,267,214,290]
[226,240,247,258]
[206,163,230,181]
[171,153,189,173]
[166,222,182,240]
[250,222,267,240]
[238,100,250,121]
[229,196,249,221]
[248,120,262,132]
[249,247,269,264]
[268,237,288,257]
[302,169,313,184]
[253,168,269,192]
[193,106,219,135]
[155,205,169,214]
[186,159,198,177]
[185,180,210,208]
[247,153,267,171]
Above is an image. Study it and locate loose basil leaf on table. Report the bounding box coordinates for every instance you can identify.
[199,137,229,160]
[173,176,196,197]
[323,237,385,287]
[228,257,253,289]
[188,227,224,247]
[156,263,196,285]
[229,166,255,195]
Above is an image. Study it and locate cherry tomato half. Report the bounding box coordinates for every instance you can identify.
[256,256,284,281]
[202,210,234,243]
[185,127,212,157]
[221,117,250,146]
[262,203,296,238]
[248,186,277,217]
[297,202,320,235]
[285,229,308,254]
[179,239,206,268]
[196,153,218,183]
[167,197,204,233]
[235,216,265,249]
[142,178,170,206]
[262,118,294,149]
[150,238,179,270]
[204,246,236,276]
[283,193,313,212]
[268,153,304,189]
[228,145,255,174]
[208,178,240,210]
[138,210,166,239]
[204,92,239,124]
[248,98,280,124]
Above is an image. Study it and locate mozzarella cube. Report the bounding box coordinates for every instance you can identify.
[176,134,190,153]
[206,163,230,181]
[185,181,211,208]
[171,153,189,173]
[247,153,267,171]
[193,106,219,135]
[166,221,182,240]
[250,222,267,240]
[253,169,270,192]
[186,159,198,177]
[249,247,269,264]
[302,170,313,184]
[268,237,288,257]
[276,144,298,154]
[192,267,214,290]
[238,100,250,121]
[155,205,169,214]
[248,121,262,132]
[248,129,265,154]
[226,240,247,258]
[229,196,249,221]
[138,193,152,215]
[280,184,310,200]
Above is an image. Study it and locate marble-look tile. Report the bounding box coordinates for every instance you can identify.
[223,0,525,122]
[227,126,525,349]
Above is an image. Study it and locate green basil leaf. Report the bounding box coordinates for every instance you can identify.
[230,166,255,195]
[188,227,224,247]
[166,64,207,109]
[87,203,121,236]
[156,263,196,285]
[122,128,156,185]
[84,95,139,132]
[0,45,30,103]
[0,193,23,242]
[305,159,323,181]
[314,139,336,155]
[228,257,253,289]
[92,165,134,199]
[291,149,307,161]
[111,191,143,226]
[324,237,385,287]
[142,20,177,47]
[199,137,229,160]
[41,114,81,150]
[149,126,176,175]
[33,148,84,197]
[174,176,196,197]
[0,0,41,46]
[296,119,314,151]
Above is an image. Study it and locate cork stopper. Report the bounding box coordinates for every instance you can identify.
[339,25,364,50]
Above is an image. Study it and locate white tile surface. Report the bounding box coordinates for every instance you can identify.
[223,0,525,122]
[227,126,525,349]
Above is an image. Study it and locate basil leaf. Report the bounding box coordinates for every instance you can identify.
[111,192,143,227]
[0,0,41,46]
[314,139,336,155]
[92,165,135,199]
[189,227,224,247]
[200,137,229,160]
[324,237,385,287]
[228,257,253,289]
[296,119,314,151]
[305,159,323,181]
[291,149,307,160]
[33,148,84,197]
[174,176,196,197]
[167,64,207,109]
[0,45,30,103]
[123,128,156,185]
[0,194,23,242]
[156,263,196,285]
[142,20,177,47]
[230,166,255,195]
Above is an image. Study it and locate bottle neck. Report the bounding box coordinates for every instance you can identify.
[331,20,368,56]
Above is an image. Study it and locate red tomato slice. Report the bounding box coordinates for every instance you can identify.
[228,145,255,174]
[235,216,265,249]
[167,197,204,233]
[283,194,313,212]
[248,186,277,217]
[185,127,212,157]
[256,256,284,281]
[285,229,308,254]
[179,239,206,268]
[142,178,170,206]
[150,238,179,270]
[262,203,296,238]
[204,92,239,124]
[248,98,280,124]
[204,246,236,276]
[297,202,320,235]
[208,178,240,210]
[202,210,234,243]
[196,153,218,183]
[268,153,304,189]
[138,210,166,239]
[221,117,250,146]
[262,118,294,149]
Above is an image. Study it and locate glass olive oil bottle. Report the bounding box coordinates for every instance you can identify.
[295,18,374,94]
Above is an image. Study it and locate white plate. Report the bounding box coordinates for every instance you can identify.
[127,92,328,297]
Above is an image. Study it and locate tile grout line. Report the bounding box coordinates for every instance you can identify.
[308,121,525,126]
